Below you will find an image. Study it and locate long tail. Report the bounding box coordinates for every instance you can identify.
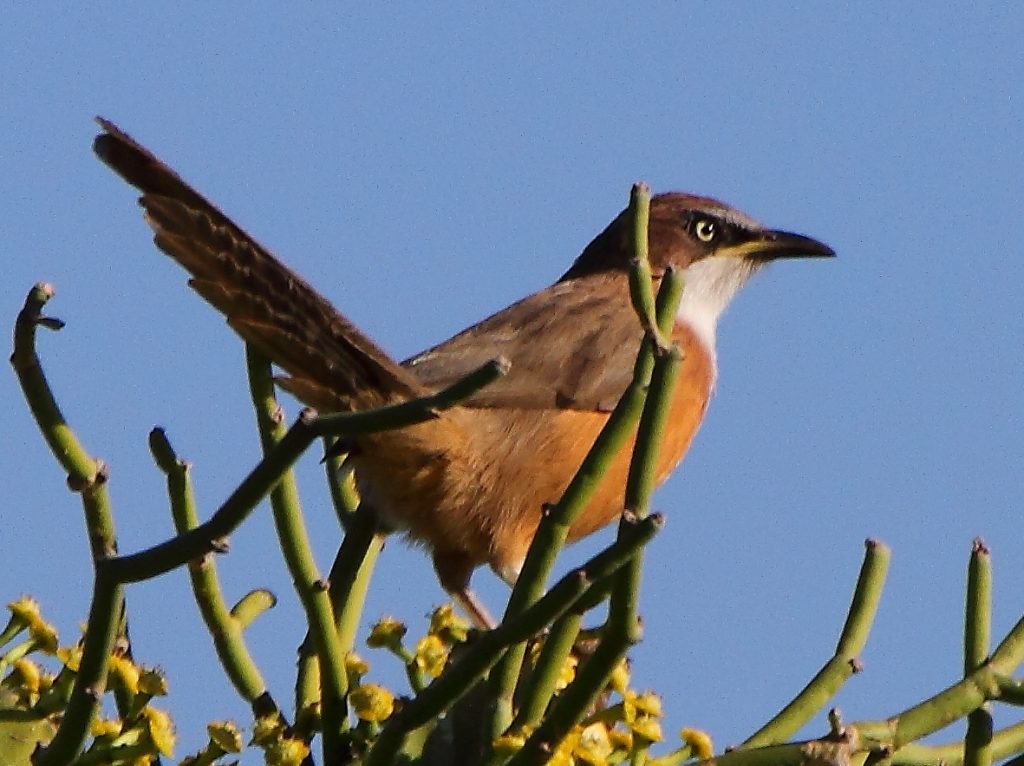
[93,118,424,411]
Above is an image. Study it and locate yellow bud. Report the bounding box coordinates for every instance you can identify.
[630,716,663,743]
[621,691,638,723]
[429,603,469,644]
[109,654,141,694]
[263,736,310,766]
[138,667,169,696]
[609,658,630,695]
[350,683,395,723]
[345,651,370,677]
[555,654,578,691]
[574,722,613,765]
[13,658,41,694]
[252,714,284,744]
[7,596,42,625]
[547,749,574,766]
[207,720,243,753]
[634,691,662,717]
[141,706,176,756]
[549,726,582,766]
[29,620,59,654]
[414,634,449,678]
[680,727,714,760]
[90,717,122,738]
[57,645,83,672]
[367,616,407,650]
[608,725,633,750]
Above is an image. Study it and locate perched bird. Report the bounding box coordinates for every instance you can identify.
[94,118,833,627]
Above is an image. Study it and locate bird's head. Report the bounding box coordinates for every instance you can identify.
[562,192,834,349]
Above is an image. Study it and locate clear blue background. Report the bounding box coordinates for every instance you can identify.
[3,5,1022,761]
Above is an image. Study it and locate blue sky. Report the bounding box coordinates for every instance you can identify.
[3,4,1023,761]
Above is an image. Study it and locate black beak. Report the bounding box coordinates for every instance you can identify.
[749,229,835,261]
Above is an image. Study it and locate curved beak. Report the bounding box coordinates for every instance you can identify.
[747,229,835,261]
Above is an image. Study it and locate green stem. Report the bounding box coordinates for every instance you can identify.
[488,190,677,739]
[295,504,384,718]
[627,183,667,351]
[312,357,509,438]
[149,427,277,713]
[9,284,103,512]
[365,514,662,766]
[231,590,277,629]
[102,356,507,586]
[964,538,993,766]
[245,347,348,759]
[11,284,128,764]
[743,538,891,748]
[32,572,123,766]
[509,609,583,731]
[508,280,682,764]
[104,411,318,583]
[323,443,360,530]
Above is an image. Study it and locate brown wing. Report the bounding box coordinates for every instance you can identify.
[404,274,643,411]
[93,118,424,411]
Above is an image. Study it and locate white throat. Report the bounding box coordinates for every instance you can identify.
[675,256,758,359]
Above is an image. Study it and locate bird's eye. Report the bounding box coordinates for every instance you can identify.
[694,219,717,243]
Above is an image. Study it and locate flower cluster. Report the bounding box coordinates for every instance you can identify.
[1,597,176,764]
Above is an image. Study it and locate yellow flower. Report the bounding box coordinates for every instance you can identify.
[367,616,407,650]
[345,651,370,677]
[555,654,578,691]
[90,717,122,738]
[207,720,242,753]
[429,604,470,644]
[252,714,284,745]
[109,653,141,693]
[608,725,633,751]
[7,596,42,625]
[350,683,395,722]
[680,727,714,759]
[549,726,582,766]
[138,667,169,696]
[574,722,613,765]
[414,635,449,677]
[609,658,630,695]
[621,691,638,723]
[141,706,176,756]
[13,658,41,695]
[633,691,662,717]
[29,619,59,654]
[6,598,58,653]
[630,716,663,743]
[263,736,310,766]
[57,645,83,672]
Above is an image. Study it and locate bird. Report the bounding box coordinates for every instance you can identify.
[93,118,834,628]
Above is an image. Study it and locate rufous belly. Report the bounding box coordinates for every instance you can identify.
[352,321,714,578]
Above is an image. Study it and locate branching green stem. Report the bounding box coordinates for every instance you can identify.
[11,285,127,766]
[295,503,384,720]
[245,347,348,758]
[488,183,672,741]
[149,427,277,714]
[507,252,683,765]
[101,357,506,585]
[365,513,663,766]
[742,538,891,748]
